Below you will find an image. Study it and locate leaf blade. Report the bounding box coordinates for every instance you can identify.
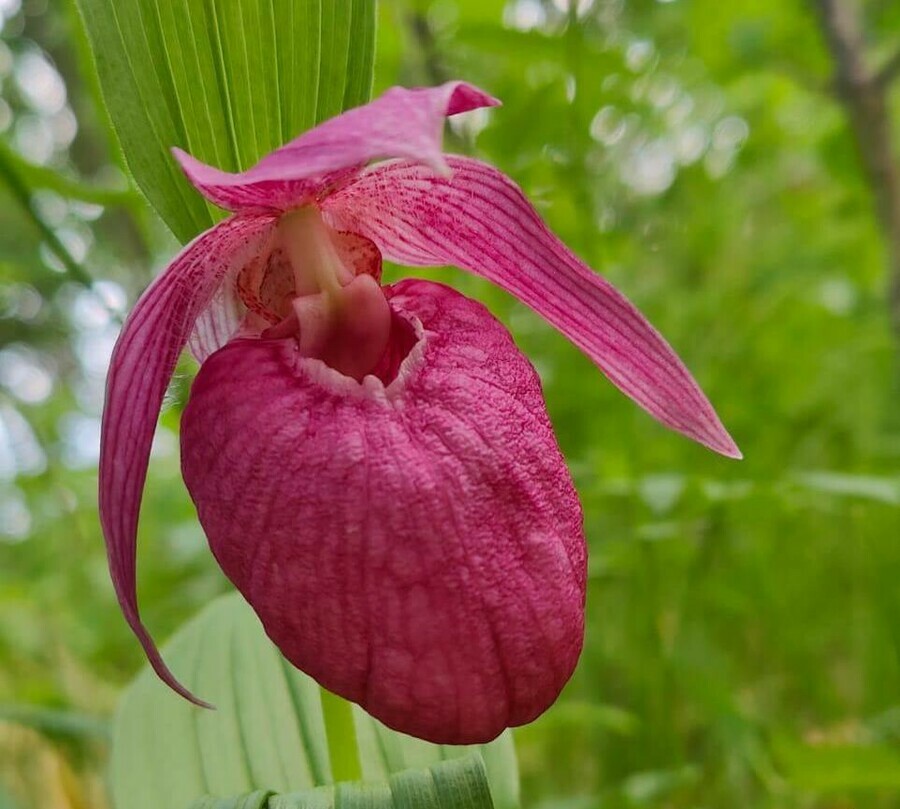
[74,0,377,242]
[111,594,518,809]
[186,756,495,809]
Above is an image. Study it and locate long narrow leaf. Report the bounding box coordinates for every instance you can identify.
[73,0,377,242]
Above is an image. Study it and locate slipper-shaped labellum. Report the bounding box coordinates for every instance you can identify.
[100,82,740,745]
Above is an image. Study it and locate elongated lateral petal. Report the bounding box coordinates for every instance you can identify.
[173,82,499,213]
[181,280,586,743]
[99,213,277,704]
[325,157,740,457]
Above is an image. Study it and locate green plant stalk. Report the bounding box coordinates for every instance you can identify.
[0,143,96,289]
[0,140,137,208]
[320,687,363,784]
[0,704,110,741]
[0,141,122,322]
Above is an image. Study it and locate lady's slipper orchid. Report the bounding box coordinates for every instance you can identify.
[100,82,739,745]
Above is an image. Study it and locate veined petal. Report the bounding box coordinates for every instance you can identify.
[181,280,586,743]
[99,213,277,705]
[325,157,740,458]
[188,269,246,363]
[173,82,499,213]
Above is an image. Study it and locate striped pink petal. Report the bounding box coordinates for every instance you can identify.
[324,157,740,458]
[173,82,499,213]
[99,212,277,705]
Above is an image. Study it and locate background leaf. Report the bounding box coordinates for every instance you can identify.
[773,736,900,792]
[110,594,519,809]
[187,754,494,809]
[72,0,377,242]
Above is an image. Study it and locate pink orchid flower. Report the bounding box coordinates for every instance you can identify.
[100,81,739,745]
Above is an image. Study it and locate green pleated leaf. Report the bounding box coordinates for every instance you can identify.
[186,755,493,809]
[190,792,273,809]
[111,593,519,809]
[73,0,376,243]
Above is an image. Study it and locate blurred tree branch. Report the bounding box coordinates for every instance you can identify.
[0,141,138,209]
[407,7,449,86]
[0,142,122,323]
[814,0,900,341]
[403,4,474,154]
[876,49,900,88]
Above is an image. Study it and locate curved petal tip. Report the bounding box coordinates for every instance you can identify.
[171,146,232,193]
[714,432,743,460]
[445,81,502,115]
[126,609,214,709]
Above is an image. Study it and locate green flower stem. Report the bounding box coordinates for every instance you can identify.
[320,687,363,784]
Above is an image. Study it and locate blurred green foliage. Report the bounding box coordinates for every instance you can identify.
[2,0,900,807]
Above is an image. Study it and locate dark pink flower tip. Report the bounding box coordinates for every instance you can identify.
[172,82,500,213]
[181,280,586,744]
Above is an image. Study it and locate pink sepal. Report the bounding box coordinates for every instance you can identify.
[173,82,499,213]
[99,213,277,705]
